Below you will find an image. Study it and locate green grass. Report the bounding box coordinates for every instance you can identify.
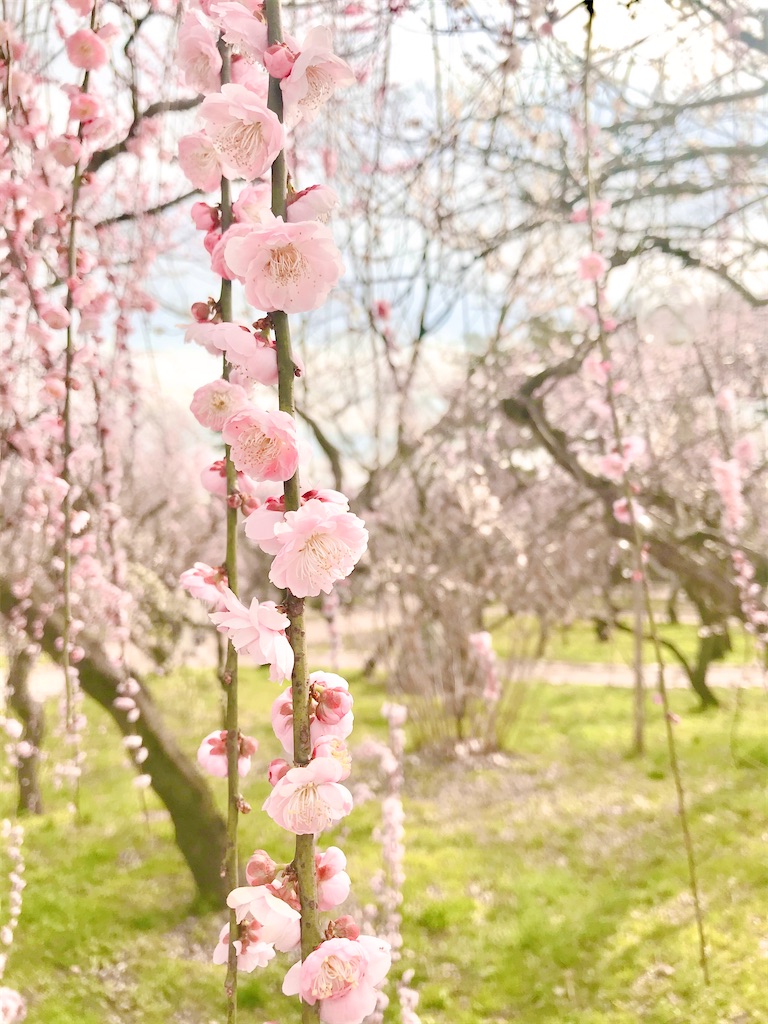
[491,616,757,667]
[4,668,768,1023]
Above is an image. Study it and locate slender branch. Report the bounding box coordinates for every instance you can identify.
[214,42,240,1024]
[583,5,709,983]
[265,3,322,1018]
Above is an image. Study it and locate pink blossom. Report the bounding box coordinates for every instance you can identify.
[316,846,351,910]
[312,736,352,780]
[598,452,627,482]
[282,935,391,1024]
[233,182,273,224]
[734,436,757,471]
[226,885,301,951]
[180,562,227,606]
[269,499,368,597]
[197,729,257,777]
[50,136,82,167]
[612,497,647,527]
[0,988,25,1023]
[245,849,277,886]
[245,489,348,555]
[287,184,339,223]
[191,202,220,231]
[263,756,353,834]
[211,323,280,385]
[222,407,298,482]
[264,42,297,79]
[69,92,102,122]
[272,674,354,757]
[210,587,293,682]
[268,757,291,785]
[178,132,222,192]
[209,2,269,64]
[281,27,355,127]
[66,29,108,70]
[200,84,283,181]
[711,456,745,532]
[178,12,222,94]
[716,387,736,414]
[190,379,250,431]
[583,355,610,385]
[314,683,353,725]
[40,303,70,330]
[201,458,229,496]
[372,299,391,320]
[225,218,345,314]
[578,251,608,281]
[65,0,94,12]
[210,223,255,280]
[212,921,276,972]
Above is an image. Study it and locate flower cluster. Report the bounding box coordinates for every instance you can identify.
[176,4,389,1020]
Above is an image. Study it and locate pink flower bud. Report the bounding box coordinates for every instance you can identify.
[330,915,360,940]
[191,202,219,231]
[268,757,290,786]
[264,42,297,79]
[245,849,278,886]
[191,301,212,323]
[315,686,354,724]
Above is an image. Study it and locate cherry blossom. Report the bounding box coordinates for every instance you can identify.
[282,935,391,1024]
[210,587,293,682]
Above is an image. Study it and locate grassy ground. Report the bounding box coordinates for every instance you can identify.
[492,616,757,667]
[3,667,768,1023]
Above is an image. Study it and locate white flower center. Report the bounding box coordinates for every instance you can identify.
[311,953,363,1000]
[214,118,264,171]
[297,532,348,588]
[301,65,334,113]
[211,392,230,411]
[267,244,310,285]
[235,427,280,471]
[285,782,333,833]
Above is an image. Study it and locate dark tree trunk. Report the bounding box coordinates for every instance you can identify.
[6,649,45,814]
[0,579,228,906]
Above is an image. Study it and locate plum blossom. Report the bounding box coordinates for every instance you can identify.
[245,849,277,886]
[244,489,348,555]
[225,219,345,314]
[212,921,276,972]
[210,587,293,682]
[178,132,222,192]
[316,846,351,910]
[282,935,391,1024]
[197,729,257,777]
[711,456,745,533]
[180,562,227,605]
[269,499,368,597]
[209,2,270,64]
[233,182,272,224]
[65,29,108,70]
[272,673,354,757]
[578,251,608,281]
[178,11,222,94]
[0,988,25,1023]
[287,184,339,223]
[221,407,298,481]
[281,27,356,127]
[264,42,297,79]
[226,885,301,951]
[312,735,352,781]
[200,84,283,181]
[190,379,250,431]
[210,324,279,385]
[263,756,353,835]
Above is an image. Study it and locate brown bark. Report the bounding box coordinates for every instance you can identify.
[0,578,228,905]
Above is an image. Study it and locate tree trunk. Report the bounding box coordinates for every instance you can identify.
[688,633,723,709]
[0,579,228,906]
[6,649,45,814]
